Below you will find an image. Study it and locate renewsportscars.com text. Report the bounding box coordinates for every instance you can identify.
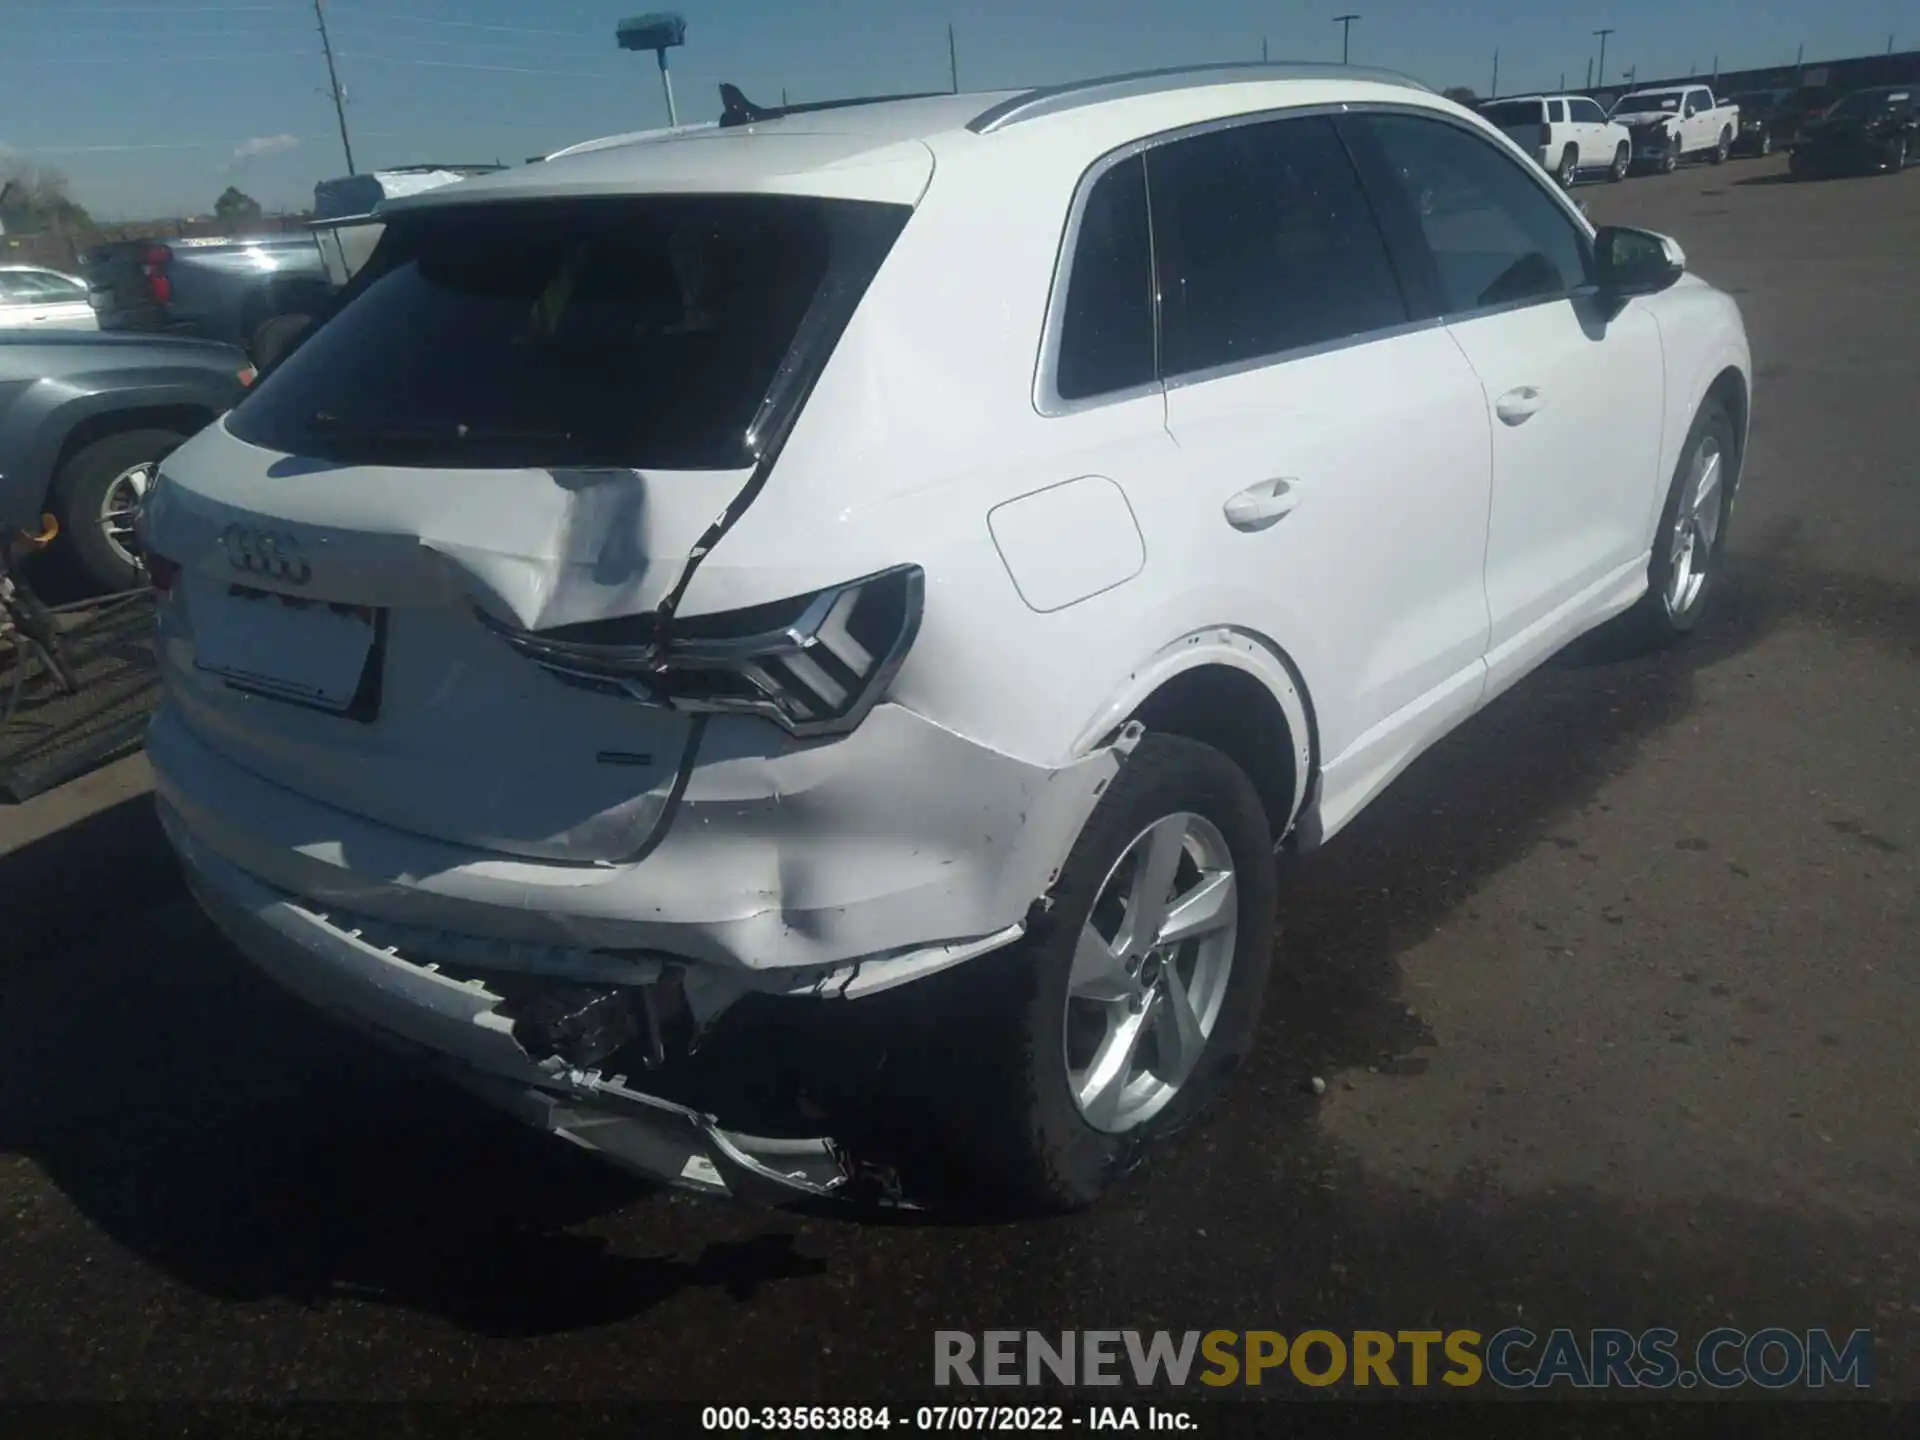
[934,1328,1873,1390]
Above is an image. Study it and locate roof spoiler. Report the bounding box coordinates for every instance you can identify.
[717,82,952,128]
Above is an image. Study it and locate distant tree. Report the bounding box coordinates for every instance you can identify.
[0,157,93,234]
[1441,86,1481,107]
[213,185,264,226]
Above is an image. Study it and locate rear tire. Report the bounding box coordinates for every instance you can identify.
[1618,398,1738,650]
[930,733,1278,1213]
[1609,142,1630,182]
[1712,128,1731,164]
[49,427,188,594]
[1557,145,1579,188]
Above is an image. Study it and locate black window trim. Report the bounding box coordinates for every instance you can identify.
[1034,100,1598,416]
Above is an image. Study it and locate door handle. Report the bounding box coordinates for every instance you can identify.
[1223,477,1297,532]
[1495,386,1543,425]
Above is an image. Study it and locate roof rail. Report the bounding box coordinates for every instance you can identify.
[718,82,955,129]
[967,61,1432,134]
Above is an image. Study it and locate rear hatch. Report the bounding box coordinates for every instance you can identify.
[144,191,910,864]
[1479,99,1547,153]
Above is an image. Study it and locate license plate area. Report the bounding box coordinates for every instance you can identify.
[193,583,384,720]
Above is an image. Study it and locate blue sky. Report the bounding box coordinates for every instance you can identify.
[2,0,1915,220]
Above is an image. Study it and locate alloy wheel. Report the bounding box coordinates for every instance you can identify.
[99,461,154,571]
[1063,811,1239,1135]
[1664,434,1724,618]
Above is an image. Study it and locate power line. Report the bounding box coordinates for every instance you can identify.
[0,51,310,65]
[339,52,622,80]
[326,29,614,58]
[24,4,283,11]
[327,5,600,38]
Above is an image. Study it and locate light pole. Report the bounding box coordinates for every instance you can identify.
[1333,14,1360,65]
[1593,27,1614,87]
[616,12,689,126]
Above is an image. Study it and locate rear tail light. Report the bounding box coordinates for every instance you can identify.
[139,243,173,307]
[1539,122,1553,148]
[478,564,925,738]
[237,364,257,388]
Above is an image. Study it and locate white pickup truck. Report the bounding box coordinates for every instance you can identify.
[1610,85,1741,172]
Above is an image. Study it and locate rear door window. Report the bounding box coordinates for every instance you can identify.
[1347,113,1591,317]
[1548,101,1568,123]
[1480,101,1544,128]
[227,195,909,470]
[1053,153,1157,402]
[1145,115,1409,378]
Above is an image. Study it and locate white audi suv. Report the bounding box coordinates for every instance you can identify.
[140,63,1752,1212]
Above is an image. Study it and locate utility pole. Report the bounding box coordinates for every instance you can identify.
[1585,56,1593,88]
[1593,28,1613,88]
[1490,49,1499,98]
[948,23,958,93]
[313,0,355,174]
[1560,71,1566,90]
[1332,14,1360,65]
[1262,36,1269,63]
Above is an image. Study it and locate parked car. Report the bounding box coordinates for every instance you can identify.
[140,64,1751,1212]
[1611,85,1741,172]
[1478,94,1631,185]
[0,266,98,332]
[1724,88,1809,157]
[81,232,331,360]
[1789,86,1920,178]
[247,164,512,370]
[0,332,251,591]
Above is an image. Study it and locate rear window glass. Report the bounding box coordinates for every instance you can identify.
[227,195,909,470]
[1479,101,1543,127]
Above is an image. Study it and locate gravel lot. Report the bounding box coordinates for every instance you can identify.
[1,151,1915,1404]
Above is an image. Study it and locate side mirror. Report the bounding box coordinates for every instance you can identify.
[1594,225,1686,299]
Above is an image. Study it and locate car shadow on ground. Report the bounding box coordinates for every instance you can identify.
[0,532,1915,1365]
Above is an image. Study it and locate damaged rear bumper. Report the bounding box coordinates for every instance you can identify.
[151,701,1129,1200]
[169,826,875,1202]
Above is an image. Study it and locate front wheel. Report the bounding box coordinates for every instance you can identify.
[49,427,189,594]
[1885,138,1908,174]
[1609,142,1630,182]
[1661,139,1680,174]
[1758,129,1774,157]
[932,733,1278,1212]
[1618,398,1738,649]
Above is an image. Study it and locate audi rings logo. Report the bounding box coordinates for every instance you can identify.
[220,524,311,585]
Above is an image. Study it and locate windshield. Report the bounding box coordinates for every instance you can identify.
[226,194,909,470]
[1613,91,1684,116]
[1478,100,1543,127]
[1825,89,1907,119]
